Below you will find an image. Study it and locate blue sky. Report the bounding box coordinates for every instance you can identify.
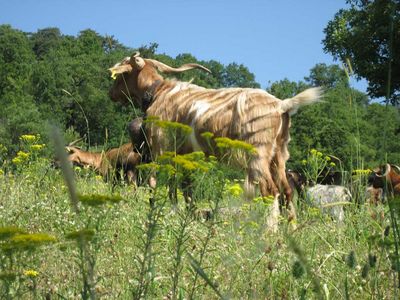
[1,0,367,91]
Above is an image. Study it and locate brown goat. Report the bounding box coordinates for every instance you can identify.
[108,52,322,230]
[368,164,400,198]
[66,143,141,184]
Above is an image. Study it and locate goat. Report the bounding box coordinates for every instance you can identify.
[66,143,140,184]
[365,186,384,205]
[305,184,352,222]
[368,163,400,197]
[108,52,322,230]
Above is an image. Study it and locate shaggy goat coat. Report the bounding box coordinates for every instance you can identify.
[109,53,322,230]
[146,80,321,197]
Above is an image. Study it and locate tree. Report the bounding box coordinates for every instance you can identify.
[30,27,62,59]
[221,63,260,88]
[0,25,43,154]
[323,0,400,105]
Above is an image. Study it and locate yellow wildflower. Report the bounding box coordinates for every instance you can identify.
[301,159,307,165]
[227,183,243,196]
[12,157,22,165]
[201,131,214,139]
[215,137,257,155]
[78,193,123,206]
[310,149,318,155]
[20,134,37,142]
[353,169,372,175]
[329,162,336,167]
[23,269,39,277]
[30,144,45,151]
[17,151,29,159]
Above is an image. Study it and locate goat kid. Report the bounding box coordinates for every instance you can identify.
[66,143,140,184]
[109,52,322,230]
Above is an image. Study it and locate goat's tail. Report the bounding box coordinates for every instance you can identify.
[280,87,323,116]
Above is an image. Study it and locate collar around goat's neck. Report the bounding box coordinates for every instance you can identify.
[142,80,162,111]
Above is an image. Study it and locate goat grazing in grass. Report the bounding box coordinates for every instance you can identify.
[109,52,322,230]
[66,142,140,185]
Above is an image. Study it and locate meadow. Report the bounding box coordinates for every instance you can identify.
[0,132,398,300]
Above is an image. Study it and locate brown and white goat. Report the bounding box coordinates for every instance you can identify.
[66,143,141,184]
[368,163,400,198]
[108,52,322,229]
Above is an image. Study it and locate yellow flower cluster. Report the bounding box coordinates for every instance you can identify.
[6,233,57,250]
[353,169,372,175]
[0,226,27,239]
[20,134,39,142]
[227,183,243,197]
[30,144,45,151]
[145,116,192,135]
[215,137,257,155]
[253,195,274,206]
[78,194,123,206]
[156,151,211,173]
[200,131,214,139]
[310,149,323,158]
[23,269,39,277]
[12,151,30,165]
[308,207,321,218]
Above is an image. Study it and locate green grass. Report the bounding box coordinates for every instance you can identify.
[0,156,397,299]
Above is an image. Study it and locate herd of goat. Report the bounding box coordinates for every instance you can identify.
[65,52,400,230]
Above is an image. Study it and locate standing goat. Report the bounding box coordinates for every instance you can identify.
[66,143,140,184]
[109,52,322,230]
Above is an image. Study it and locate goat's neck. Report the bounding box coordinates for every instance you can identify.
[81,152,103,170]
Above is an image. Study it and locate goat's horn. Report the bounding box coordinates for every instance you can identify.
[65,146,75,153]
[146,59,211,74]
[68,137,84,147]
[131,53,146,70]
[393,165,400,173]
[383,163,391,177]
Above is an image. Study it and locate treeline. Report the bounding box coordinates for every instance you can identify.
[0,25,399,169]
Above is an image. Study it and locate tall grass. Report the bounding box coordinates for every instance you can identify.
[0,125,398,298]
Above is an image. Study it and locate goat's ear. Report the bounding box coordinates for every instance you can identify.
[65,146,74,154]
[65,146,80,153]
[130,52,145,70]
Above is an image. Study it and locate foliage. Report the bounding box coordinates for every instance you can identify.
[323,0,400,104]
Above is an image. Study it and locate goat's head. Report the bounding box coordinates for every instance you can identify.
[367,163,400,188]
[108,52,211,107]
[65,146,86,168]
[65,136,102,170]
[286,169,307,194]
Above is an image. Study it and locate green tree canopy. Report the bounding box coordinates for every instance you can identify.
[323,0,400,105]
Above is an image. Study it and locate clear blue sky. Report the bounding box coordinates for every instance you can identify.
[1,0,367,91]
